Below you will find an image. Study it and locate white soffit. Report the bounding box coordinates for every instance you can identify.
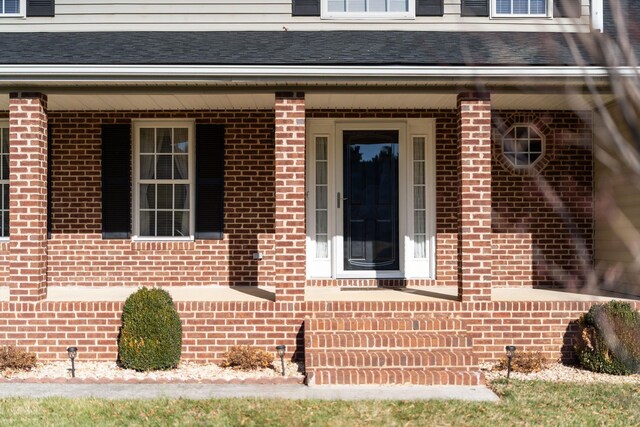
[0,92,609,111]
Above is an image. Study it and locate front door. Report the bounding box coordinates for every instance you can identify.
[342,130,399,271]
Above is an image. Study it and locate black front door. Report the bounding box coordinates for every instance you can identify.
[343,130,399,271]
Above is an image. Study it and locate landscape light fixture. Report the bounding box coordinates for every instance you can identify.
[66,346,78,378]
[276,345,286,377]
[505,345,516,379]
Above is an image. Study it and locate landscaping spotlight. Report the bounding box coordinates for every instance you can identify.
[505,345,516,379]
[276,345,286,377]
[66,346,78,378]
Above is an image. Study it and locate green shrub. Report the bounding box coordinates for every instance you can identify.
[221,346,274,371]
[575,300,640,375]
[494,351,547,374]
[118,287,182,371]
[0,346,37,371]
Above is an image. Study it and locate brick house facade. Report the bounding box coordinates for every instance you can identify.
[0,1,638,385]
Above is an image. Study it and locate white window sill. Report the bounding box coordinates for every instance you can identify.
[132,236,194,242]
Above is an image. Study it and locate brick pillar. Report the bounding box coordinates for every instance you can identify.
[274,92,306,303]
[457,92,492,302]
[9,92,49,302]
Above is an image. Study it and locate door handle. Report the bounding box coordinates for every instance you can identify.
[337,192,348,208]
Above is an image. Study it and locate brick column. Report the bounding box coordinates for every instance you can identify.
[274,92,306,303]
[9,92,49,302]
[457,92,492,302]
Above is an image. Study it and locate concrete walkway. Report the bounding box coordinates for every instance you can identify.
[0,383,499,401]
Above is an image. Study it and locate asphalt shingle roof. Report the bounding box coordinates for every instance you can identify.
[0,31,608,67]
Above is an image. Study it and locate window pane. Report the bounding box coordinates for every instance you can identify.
[5,0,19,13]
[316,137,327,161]
[496,0,511,13]
[316,211,327,234]
[513,0,528,14]
[316,163,327,185]
[530,0,545,13]
[328,0,346,12]
[1,184,5,210]
[414,211,426,234]
[140,128,155,153]
[156,128,172,153]
[140,184,155,209]
[157,184,173,209]
[1,155,7,181]
[348,0,366,12]
[140,155,155,179]
[413,137,425,160]
[156,155,172,179]
[316,186,327,210]
[157,211,172,236]
[140,211,154,236]
[414,186,425,210]
[173,128,189,153]
[413,162,425,185]
[174,184,189,210]
[174,155,189,180]
[369,0,386,12]
[2,128,8,153]
[390,0,408,12]
[174,211,189,237]
[2,211,8,238]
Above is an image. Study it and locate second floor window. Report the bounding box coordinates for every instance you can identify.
[494,0,547,16]
[324,0,414,19]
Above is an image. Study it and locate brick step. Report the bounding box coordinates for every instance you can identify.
[306,349,477,369]
[306,332,473,350]
[306,316,464,333]
[306,367,484,386]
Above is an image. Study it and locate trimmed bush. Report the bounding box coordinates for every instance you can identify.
[221,346,274,371]
[118,287,182,371]
[0,346,37,372]
[575,300,640,375]
[494,351,547,374]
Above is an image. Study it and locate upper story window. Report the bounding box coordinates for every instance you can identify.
[493,0,548,17]
[323,0,415,19]
[1,0,25,16]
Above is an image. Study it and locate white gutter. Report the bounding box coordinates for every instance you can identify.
[0,65,635,81]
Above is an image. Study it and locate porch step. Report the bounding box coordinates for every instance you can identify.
[310,368,483,386]
[304,316,483,386]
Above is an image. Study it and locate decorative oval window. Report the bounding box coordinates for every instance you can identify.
[502,125,544,169]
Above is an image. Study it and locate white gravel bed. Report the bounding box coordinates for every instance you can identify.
[481,362,640,384]
[1,360,303,382]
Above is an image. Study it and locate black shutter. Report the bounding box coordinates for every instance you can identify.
[554,0,581,18]
[461,0,489,16]
[417,0,444,16]
[292,0,320,16]
[26,0,55,17]
[195,124,225,240]
[101,124,131,239]
[47,124,52,239]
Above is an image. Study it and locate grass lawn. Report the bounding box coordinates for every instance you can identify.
[0,380,638,426]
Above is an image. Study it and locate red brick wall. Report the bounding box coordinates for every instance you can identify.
[46,110,276,287]
[491,111,594,288]
[2,299,637,364]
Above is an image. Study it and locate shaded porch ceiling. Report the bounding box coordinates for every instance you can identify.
[0,91,612,111]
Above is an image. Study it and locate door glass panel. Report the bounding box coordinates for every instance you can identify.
[343,130,399,271]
